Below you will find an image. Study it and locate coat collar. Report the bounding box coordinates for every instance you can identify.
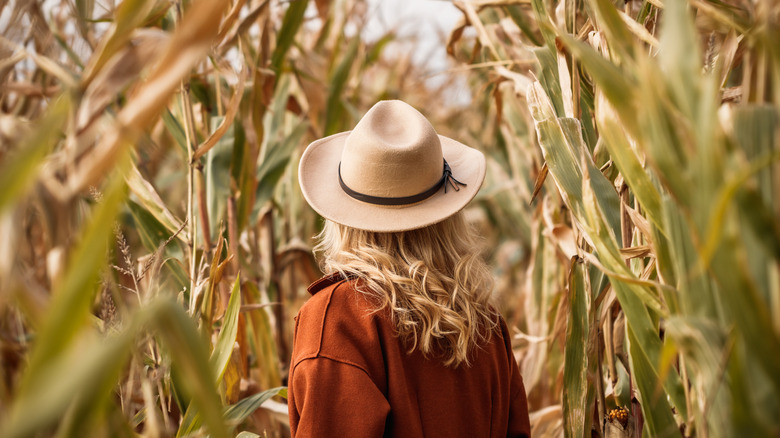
[307,273,348,296]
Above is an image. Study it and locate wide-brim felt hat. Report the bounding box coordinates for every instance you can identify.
[298,100,486,232]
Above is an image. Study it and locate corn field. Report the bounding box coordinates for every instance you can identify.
[0,0,778,436]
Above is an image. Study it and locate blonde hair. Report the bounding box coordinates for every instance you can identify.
[314,211,498,367]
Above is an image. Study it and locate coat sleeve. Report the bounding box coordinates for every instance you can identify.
[289,356,390,438]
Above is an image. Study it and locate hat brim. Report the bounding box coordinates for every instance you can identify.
[298,131,486,232]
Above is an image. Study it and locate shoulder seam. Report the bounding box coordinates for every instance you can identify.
[291,279,366,372]
[291,353,374,381]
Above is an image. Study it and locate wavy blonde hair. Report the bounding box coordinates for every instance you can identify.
[314,211,498,367]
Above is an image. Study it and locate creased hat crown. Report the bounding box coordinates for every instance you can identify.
[340,101,443,198]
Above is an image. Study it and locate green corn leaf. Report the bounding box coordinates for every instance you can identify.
[270,0,309,75]
[633,63,690,204]
[528,83,621,239]
[731,106,780,294]
[529,0,557,50]
[126,198,175,247]
[727,340,777,436]
[366,33,396,66]
[556,34,638,136]
[2,294,227,438]
[626,322,679,437]
[251,120,308,222]
[658,0,701,120]
[577,72,598,152]
[662,196,717,318]
[223,386,287,426]
[649,206,679,314]
[126,164,187,242]
[504,5,542,46]
[710,232,780,394]
[562,258,596,437]
[210,275,242,382]
[580,175,687,420]
[160,300,229,438]
[530,79,688,426]
[324,35,360,136]
[125,197,189,296]
[230,121,256,231]
[205,115,234,237]
[264,74,291,140]
[532,48,565,118]
[162,108,190,154]
[664,317,733,435]
[584,0,636,62]
[595,101,664,231]
[178,275,242,437]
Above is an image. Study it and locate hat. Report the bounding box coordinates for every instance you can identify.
[298,100,486,232]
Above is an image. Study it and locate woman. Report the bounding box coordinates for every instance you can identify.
[290,100,530,437]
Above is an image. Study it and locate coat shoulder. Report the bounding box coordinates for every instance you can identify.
[291,279,388,380]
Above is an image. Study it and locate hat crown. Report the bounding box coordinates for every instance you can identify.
[340,100,443,198]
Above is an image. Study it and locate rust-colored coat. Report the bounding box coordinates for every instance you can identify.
[288,275,531,437]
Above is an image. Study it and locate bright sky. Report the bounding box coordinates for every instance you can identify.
[362,0,471,105]
[363,0,462,68]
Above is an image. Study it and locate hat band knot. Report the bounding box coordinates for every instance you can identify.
[338,160,467,206]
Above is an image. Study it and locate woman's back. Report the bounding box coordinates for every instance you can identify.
[288,275,530,437]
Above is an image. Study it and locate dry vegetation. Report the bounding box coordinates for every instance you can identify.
[0,0,779,437]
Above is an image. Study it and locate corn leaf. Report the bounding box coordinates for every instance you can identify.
[223,386,287,426]
[324,35,360,136]
[594,96,664,231]
[179,275,242,437]
[709,232,780,394]
[270,0,309,75]
[162,108,189,153]
[206,115,234,237]
[160,299,229,438]
[532,48,565,118]
[562,258,595,437]
[584,0,636,62]
[127,164,188,242]
[664,317,733,435]
[625,321,679,437]
[251,120,308,222]
[210,275,242,382]
[556,34,638,136]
